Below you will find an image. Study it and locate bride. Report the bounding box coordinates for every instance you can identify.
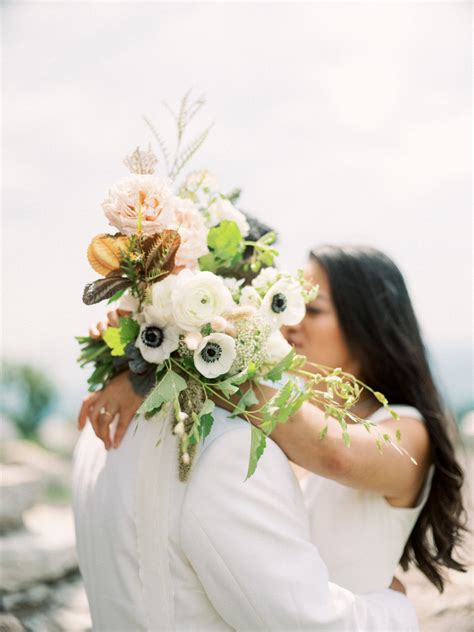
[78,244,467,598]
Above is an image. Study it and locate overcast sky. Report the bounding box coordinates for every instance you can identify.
[2,1,472,414]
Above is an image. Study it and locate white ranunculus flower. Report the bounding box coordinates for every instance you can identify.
[239,286,262,308]
[171,270,234,332]
[206,198,250,237]
[194,333,236,378]
[146,274,179,324]
[260,278,306,329]
[135,314,180,364]
[265,329,292,364]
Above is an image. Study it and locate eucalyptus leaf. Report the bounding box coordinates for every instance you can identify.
[246,425,267,480]
[264,349,296,383]
[137,369,187,415]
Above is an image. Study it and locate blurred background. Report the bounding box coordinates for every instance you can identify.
[1,1,472,631]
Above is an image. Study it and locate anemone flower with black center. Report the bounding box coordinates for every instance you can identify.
[194,332,236,379]
[260,278,306,329]
[135,316,180,364]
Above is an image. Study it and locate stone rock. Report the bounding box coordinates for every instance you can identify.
[0,440,71,486]
[38,416,79,456]
[0,504,78,593]
[2,584,51,611]
[0,416,19,442]
[11,573,91,632]
[0,614,25,632]
[0,466,45,532]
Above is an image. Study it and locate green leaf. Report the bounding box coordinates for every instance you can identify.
[230,388,259,418]
[319,424,328,440]
[198,252,218,272]
[260,380,297,433]
[246,425,267,480]
[200,413,214,441]
[107,288,126,304]
[206,220,243,267]
[103,317,140,356]
[264,348,296,383]
[137,369,187,415]
[214,370,248,397]
[396,428,402,443]
[374,391,388,405]
[198,399,215,441]
[342,431,351,447]
[199,399,216,417]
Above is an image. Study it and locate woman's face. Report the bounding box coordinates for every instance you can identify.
[283,260,361,377]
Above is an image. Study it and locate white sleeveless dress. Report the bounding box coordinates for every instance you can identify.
[300,405,435,594]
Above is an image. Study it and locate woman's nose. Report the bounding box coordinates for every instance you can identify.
[282,323,300,339]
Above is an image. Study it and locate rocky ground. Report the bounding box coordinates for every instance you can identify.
[0,436,472,631]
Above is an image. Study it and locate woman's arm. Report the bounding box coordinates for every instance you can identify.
[248,383,431,507]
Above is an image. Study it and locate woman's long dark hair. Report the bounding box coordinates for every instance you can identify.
[310,244,467,592]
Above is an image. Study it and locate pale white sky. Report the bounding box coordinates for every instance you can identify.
[2,1,472,413]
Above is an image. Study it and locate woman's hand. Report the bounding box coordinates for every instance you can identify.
[77,370,144,450]
[88,308,131,340]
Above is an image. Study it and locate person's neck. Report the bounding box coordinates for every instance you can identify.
[348,394,381,422]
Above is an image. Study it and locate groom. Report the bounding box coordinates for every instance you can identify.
[73,374,418,631]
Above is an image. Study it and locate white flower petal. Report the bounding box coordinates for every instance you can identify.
[194,333,236,378]
[172,271,234,332]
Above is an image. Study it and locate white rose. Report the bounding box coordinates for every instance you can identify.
[207,198,250,237]
[172,270,234,332]
[265,329,292,364]
[194,332,236,378]
[260,278,306,329]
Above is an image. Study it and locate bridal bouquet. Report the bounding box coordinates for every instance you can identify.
[77,95,404,480]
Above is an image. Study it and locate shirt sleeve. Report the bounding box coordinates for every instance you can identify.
[180,426,419,631]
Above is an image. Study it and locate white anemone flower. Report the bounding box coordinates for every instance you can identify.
[194,333,236,378]
[135,313,180,364]
[172,270,234,332]
[260,278,306,329]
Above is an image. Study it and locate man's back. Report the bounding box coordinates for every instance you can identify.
[73,406,419,631]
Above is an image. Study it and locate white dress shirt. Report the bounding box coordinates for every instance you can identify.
[72,405,419,631]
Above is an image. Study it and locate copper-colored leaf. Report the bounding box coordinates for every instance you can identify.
[143,230,181,282]
[82,270,132,305]
[87,234,130,276]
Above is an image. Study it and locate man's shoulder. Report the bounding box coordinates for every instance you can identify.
[201,406,286,465]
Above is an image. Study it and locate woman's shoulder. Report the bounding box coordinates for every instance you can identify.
[368,404,424,425]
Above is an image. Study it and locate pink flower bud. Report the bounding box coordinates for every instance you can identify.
[184,332,203,351]
[210,316,228,332]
